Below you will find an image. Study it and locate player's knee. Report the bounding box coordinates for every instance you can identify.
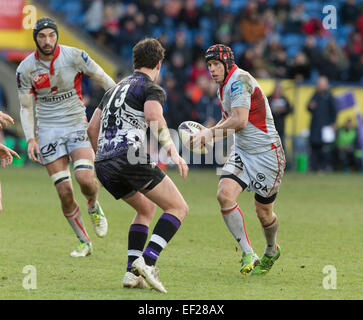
[174,199,189,222]
[76,173,96,189]
[141,201,157,218]
[217,187,233,207]
[57,184,74,207]
[255,203,272,224]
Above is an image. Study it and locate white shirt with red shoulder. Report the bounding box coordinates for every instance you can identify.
[217,65,281,154]
[16,44,115,127]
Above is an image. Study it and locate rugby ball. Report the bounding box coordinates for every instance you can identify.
[178,121,213,154]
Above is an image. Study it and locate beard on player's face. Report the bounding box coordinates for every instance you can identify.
[40,43,56,55]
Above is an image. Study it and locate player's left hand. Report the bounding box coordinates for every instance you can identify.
[190,128,213,150]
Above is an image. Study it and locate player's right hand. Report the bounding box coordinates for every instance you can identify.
[176,155,188,179]
[27,138,41,163]
[0,143,20,168]
[0,111,14,129]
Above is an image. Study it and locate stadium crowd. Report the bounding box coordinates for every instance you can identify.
[48,0,362,118]
[13,0,363,172]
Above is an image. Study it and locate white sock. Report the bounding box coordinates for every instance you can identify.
[87,197,98,213]
[64,205,90,243]
[262,214,279,256]
[221,203,253,254]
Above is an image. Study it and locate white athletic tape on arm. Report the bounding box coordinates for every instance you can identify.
[51,170,71,185]
[73,159,94,171]
[19,93,35,141]
[158,126,173,148]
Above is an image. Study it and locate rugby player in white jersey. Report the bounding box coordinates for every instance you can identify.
[16,17,116,257]
[192,44,286,275]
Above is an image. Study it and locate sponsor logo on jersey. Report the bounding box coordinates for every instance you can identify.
[33,73,51,90]
[231,80,243,97]
[81,51,89,63]
[39,90,73,103]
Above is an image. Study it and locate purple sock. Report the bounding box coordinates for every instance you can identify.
[127,224,148,272]
[143,213,181,266]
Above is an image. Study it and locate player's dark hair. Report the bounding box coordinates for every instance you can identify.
[133,38,165,70]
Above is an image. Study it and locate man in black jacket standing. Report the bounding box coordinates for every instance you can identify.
[307,76,337,172]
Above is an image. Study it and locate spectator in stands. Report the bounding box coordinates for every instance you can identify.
[196,79,220,128]
[357,13,363,36]
[321,39,349,81]
[238,47,255,73]
[302,35,322,71]
[268,45,289,79]
[142,0,164,29]
[348,51,363,82]
[164,0,183,23]
[307,76,337,172]
[252,42,271,78]
[169,30,192,66]
[199,0,218,21]
[214,12,234,46]
[178,0,199,29]
[335,118,360,172]
[168,52,188,89]
[118,17,143,59]
[188,55,209,84]
[285,3,308,33]
[267,81,292,150]
[289,51,311,81]
[238,2,266,44]
[192,33,206,62]
[272,0,291,24]
[84,0,104,36]
[340,0,360,25]
[163,74,194,130]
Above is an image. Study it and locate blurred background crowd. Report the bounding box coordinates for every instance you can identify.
[2,0,363,173]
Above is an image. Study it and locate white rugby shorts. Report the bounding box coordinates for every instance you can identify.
[221,144,286,199]
[37,122,92,165]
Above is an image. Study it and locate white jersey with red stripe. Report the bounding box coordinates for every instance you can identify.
[217,65,281,154]
[16,45,115,127]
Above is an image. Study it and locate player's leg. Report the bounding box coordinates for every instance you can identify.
[132,175,189,293]
[122,192,156,289]
[70,147,108,238]
[252,196,281,275]
[249,145,285,275]
[217,176,259,274]
[45,156,92,257]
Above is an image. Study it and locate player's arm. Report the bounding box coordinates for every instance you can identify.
[87,108,102,153]
[144,100,188,179]
[210,107,249,138]
[18,92,41,163]
[74,49,116,91]
[192,107,249,148]
[17,67,41,163]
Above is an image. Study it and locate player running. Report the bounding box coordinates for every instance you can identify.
[87,38,189,293]
[16,17,116,257]
[192,44,285,275]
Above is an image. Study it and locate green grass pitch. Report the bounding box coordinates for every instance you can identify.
[0,166,362,300]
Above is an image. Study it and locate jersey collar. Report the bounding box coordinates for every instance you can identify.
[219,64,238,101]
[34,45,60,75]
